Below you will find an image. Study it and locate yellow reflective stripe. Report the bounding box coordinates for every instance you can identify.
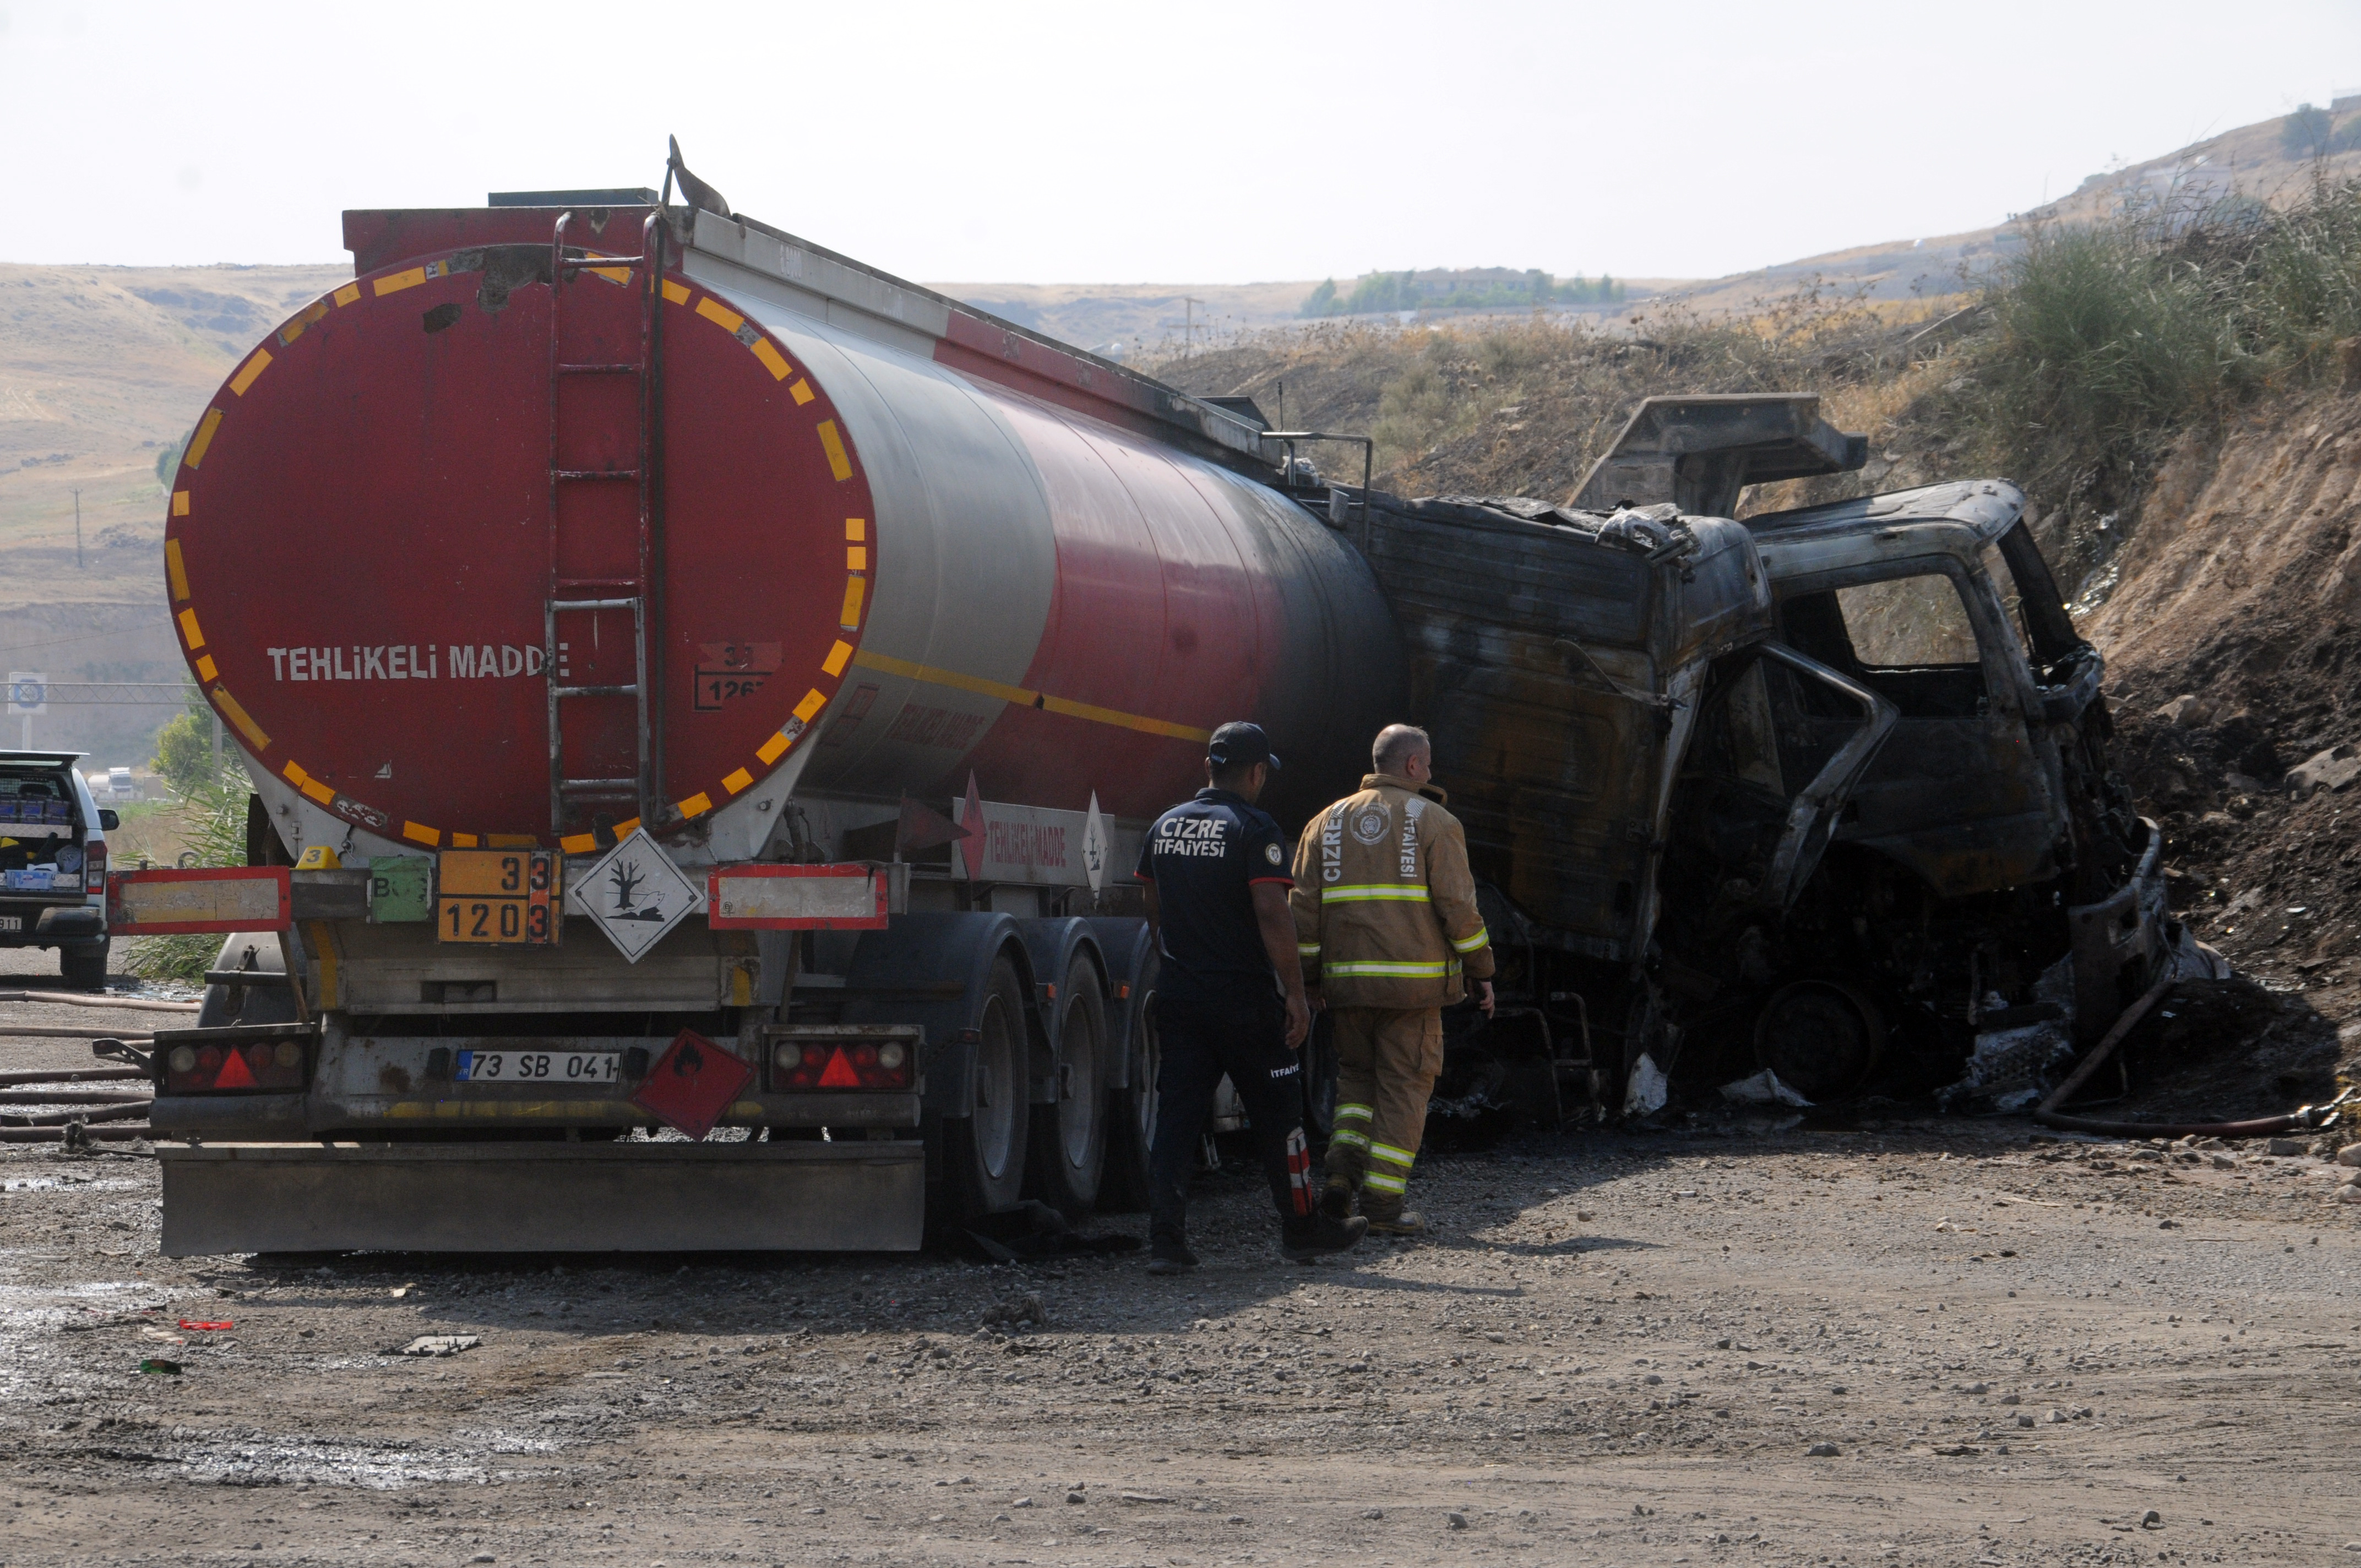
[1369,1142,1417,1169]
[1297,943,1322,956]
[1323,960,1454,978]
[1363,1172,1408,1194]
[1328,1129,1370,1151]
[850,647,1212,744]
[1450,925,1490,953]
[1333,1102,1374,1122]
[1321,884,1431,903]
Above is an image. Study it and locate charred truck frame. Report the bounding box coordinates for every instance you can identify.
[1361,397,2170,1134]
[124,176,2169,1255]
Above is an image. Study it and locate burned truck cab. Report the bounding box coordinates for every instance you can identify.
[1723,482,2162,1099]
[1358,394,2169,1119]
[1752,484,2089,896]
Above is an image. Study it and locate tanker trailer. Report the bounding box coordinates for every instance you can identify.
[123,188,1397,1255]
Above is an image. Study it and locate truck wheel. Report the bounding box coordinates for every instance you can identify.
[1027,955,1108,1219]
[940,955,1031,1226]
[1754,979,1884,1102]
[1098,988,1160,1213]
[58,941,108,991]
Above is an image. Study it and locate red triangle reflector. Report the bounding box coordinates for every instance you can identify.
[214,1049,256,1089]
[817,1048,861,1089]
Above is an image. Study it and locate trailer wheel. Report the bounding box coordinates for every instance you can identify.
[1027,954,1109,1219]
[941,956,1031,1225]
[1753,979,1884,1102]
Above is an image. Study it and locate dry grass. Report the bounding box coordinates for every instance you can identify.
[1145,287,1964,504]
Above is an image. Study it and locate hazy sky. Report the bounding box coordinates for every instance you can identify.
[2,1,2354,284]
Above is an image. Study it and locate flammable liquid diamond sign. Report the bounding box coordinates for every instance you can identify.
[578,830,703,963]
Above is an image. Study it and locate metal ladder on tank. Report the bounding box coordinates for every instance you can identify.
[544,209,666,841]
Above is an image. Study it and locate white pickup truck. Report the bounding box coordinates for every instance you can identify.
[0,749,116,987]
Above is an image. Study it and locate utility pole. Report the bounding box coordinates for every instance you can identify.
[72,489,81,570]
[1158,297,1209,359]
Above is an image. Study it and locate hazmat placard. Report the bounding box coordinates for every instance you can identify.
[575,830,701,962]
[1082,792,1109,894]
[629,1028,754,1141]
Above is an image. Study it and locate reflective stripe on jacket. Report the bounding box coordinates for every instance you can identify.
[1289,772,1494,1010]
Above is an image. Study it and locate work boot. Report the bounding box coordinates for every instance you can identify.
[1145,1239,1199,1276]
[1280,1212,1368,1262]
[1359,1192,1428,1237]
[1318,1178,1356,1222]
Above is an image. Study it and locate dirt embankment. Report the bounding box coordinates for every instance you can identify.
[2080,388,2361,1089]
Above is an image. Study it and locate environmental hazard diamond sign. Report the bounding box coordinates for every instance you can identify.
[576,829,702,963]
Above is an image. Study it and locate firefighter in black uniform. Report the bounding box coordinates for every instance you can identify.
[1134,722,1369,1273]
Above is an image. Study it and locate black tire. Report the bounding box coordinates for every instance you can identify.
[939,955,1031,1227]
[1027,954,1109,1219]
[1098,976,1160,1213]
[57,940,108,991]
[1754,978,1885,1102]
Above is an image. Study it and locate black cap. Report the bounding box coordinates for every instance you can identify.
[1207,721,1280,772]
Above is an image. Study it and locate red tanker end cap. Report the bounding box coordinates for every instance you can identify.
[162,239,877,849]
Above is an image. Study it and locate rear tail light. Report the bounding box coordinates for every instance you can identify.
[770,1038,914,1091]
[82,838,105,891]
[164,1037,306,1093]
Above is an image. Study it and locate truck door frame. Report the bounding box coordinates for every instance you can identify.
[1770,550,2063,897]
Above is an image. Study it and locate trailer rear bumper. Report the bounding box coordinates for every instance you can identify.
[157,1139,925,1255]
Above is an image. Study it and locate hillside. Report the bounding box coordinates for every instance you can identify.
[0,263,350,766]
[928,273,1690,361]
[1665,97,2361,318]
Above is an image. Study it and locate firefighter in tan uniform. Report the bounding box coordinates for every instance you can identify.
[1291,725,1494,1236]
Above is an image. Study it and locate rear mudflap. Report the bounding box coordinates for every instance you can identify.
[158,1139,924,1255]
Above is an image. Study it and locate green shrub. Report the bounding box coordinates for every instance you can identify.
[122,775,253,982]
[150,709,221,796]
[1299,269,1626,319]
[2283,105,2335,160]
[1970,218,2246,496]
[1950,176,2361,587]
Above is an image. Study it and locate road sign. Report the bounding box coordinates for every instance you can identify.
[6,673,46,715]
[573,829,702,963]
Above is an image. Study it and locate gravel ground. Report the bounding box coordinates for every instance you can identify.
[5,949,2361,1565]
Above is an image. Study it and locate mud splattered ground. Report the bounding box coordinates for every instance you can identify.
[3,958,2361,1565]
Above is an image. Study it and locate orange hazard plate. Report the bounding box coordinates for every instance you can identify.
[434,850,561,945]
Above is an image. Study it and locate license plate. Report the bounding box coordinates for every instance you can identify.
[0,917,19,933]
[436,850,561,946]
[454,1049,619,1084]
